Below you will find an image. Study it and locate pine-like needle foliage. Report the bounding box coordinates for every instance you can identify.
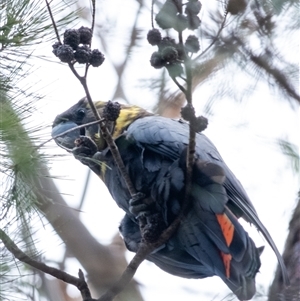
[0,1,77,299]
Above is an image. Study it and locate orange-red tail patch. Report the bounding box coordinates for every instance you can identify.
[216,213,235,278]
[216,213,234,246]
[220,252,232,278]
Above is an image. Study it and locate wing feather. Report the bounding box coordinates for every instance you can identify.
[126,116,289,285]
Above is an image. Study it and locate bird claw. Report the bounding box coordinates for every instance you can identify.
[129,192,153,217]
[140,213,166,243]
[129,193,165,242]
[72,136,98,165]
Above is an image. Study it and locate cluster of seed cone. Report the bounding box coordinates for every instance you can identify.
[52,26,104,67]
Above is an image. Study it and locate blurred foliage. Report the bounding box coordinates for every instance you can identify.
[0,0,77,226]
[278,139,299,175]
[0,0,77,300]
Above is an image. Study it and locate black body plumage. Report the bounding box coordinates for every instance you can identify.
[52,98,288,300]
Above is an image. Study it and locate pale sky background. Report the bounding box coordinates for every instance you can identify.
[22,0,300,300]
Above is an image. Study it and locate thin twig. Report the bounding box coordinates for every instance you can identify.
[45,0,61,43]
[84,63,90,77]
[91,0,96,35]
[68,62,86,83]
[0,228,89,292]
[82,78,138,196]
[78,269,97,301]
[172,76,186,94]
[68,56,138,196]
[36,119,104,150]
[151,0,155,28]
[182,44,196,222]
[184,57,193,103]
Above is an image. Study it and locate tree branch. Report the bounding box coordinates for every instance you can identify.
[0,228,87,291]
[33,160,144,300]
[45,0,61,43]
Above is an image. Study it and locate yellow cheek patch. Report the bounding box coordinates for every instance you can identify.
[112,106,145,138]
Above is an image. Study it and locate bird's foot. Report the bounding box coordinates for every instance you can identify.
[129,193,165,243]
[140,212,166,243]
[129,192,154,218]
[73,136,98,165]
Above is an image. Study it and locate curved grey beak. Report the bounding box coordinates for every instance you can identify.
[51,121,80,150]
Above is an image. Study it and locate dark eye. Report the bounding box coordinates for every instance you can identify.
[76,108,85,119]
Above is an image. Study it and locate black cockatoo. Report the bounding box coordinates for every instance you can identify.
[52,98,288,300]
